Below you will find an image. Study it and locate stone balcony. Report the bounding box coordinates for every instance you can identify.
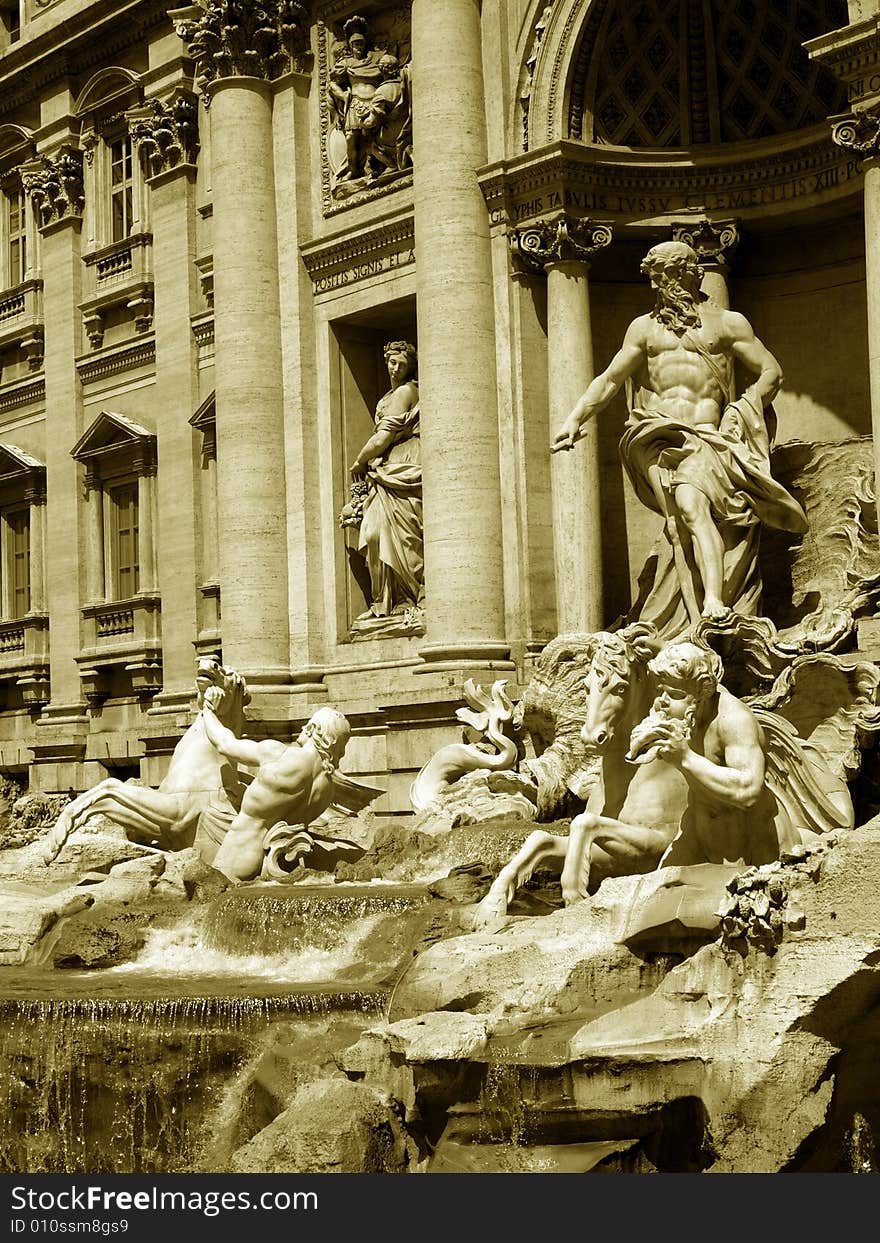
[0,279,44,369]
[77,592,162,702]
[0,613,49,707]
[80,232,154,350]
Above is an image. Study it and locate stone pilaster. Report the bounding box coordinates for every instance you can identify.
[672,219,739,309]
[833,110,880,530]
[173,4,307,690]
[22,148,88,729]
[411,0,511,670]
[511,216,613,633]
[134,96,202,713]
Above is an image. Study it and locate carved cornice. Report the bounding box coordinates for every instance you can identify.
[21,147,84,229]
[806,20,880,103]
[832,108,880,158]
[171,1,310,91]
[300,213,415,292]
[127,93,200,177]
[509,214,612,275]
[672,219,740,269]
[75,336,156,385]
[0,375,45,414]
[480,135,862,227]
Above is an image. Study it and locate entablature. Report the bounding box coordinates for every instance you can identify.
[300,209,414,298]
[479,132,863,232]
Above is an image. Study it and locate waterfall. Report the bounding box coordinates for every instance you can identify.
[0,991,387,1174]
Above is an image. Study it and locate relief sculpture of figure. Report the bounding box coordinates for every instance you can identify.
[551,240,808,638]
[360,54,413,186]
[327,14,412,198]
[343,340,424,638]
[328,15,384,187]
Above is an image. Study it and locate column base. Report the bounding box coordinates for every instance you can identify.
[415,640,514,674]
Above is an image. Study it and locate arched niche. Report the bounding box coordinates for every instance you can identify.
[526,0,849,152]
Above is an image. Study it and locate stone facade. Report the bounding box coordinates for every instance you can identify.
[0,0,870,813]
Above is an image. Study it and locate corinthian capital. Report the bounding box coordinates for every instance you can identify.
[128,93,200,178]
[672,219,740,269]
[831,108,880,158]
[21,146,84,229]
[509,216,613,275]
[170,1,309,89]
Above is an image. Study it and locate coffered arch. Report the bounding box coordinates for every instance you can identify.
[525,0,849,151]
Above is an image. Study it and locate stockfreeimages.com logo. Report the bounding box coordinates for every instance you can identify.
[10,1186,318,1220]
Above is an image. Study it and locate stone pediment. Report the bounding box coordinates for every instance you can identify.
[188,391,214,434]
[71,410,156,467]
[0,443,45,494]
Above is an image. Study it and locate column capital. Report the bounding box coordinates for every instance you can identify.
[171,1,310,91]
[672,219,740,271]
[509,216,613,276]
[127,92,200,181]
[21,146,84,231]
[831,107,880,159]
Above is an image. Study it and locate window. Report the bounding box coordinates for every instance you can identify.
[109,136,134,242]
[1,3,19,47]
[4,184,25,287]
[109,481,139,599]
[1,506,29,619]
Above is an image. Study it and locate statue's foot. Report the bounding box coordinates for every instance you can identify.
[473,891,507,929]
[562,887,586,908]
[701,599,732,622]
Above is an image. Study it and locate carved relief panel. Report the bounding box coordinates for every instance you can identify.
[317,4,413,213]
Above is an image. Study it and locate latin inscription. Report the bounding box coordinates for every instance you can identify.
[313,247,415,294]
[504,160,862,224]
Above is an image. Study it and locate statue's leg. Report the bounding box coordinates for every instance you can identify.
[674,484,728,619]
[561,811,675,905]
[647,465,702,623]
[39,780,184,863]
[473,829,567,928]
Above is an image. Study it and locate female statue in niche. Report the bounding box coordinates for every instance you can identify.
[341,340,423,637]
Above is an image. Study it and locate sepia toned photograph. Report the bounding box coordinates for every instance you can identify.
[0,0,878,1184]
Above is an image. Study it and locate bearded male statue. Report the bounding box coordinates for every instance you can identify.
[552,240,807,638]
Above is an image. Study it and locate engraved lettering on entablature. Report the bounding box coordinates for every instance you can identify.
[317,7,413,213]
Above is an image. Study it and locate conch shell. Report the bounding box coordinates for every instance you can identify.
[626,705,693,765]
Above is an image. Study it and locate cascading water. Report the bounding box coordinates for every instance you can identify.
[0,883,433,1173]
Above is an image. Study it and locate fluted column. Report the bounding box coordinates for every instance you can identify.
[23,146,88,724]
[672,220,739,309]
[411,0,510,668]
[512,217,612,632]
[173,2,309,689]
[833,112,880,529]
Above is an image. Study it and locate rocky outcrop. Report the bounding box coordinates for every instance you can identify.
[0,884,95,966]
[336,821,880,1172]
[229,1078,412,1174]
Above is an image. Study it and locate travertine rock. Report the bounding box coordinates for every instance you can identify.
[229,1078,410,1174]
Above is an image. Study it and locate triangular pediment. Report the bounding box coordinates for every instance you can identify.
[0,443,45,489]
[188,391,215,432]
[71,411,155,463]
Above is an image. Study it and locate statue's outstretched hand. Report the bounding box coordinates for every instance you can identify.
[551,417,581,453]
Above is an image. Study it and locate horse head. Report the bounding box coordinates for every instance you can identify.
[194,657,251,733]
[580,623,661,751]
